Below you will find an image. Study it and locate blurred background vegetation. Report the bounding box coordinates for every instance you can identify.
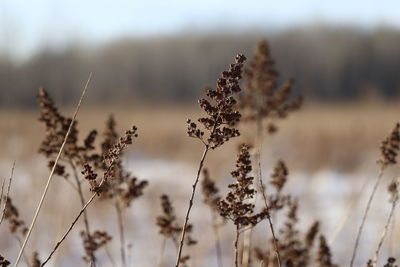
[1,27,400,107]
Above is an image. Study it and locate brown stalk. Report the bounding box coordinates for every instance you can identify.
[40,190,97,266]
[255,120,282,267]
[234,225,240,267]
[41,133,133,266]
[13,73,92,267]
[69,160,95,266]
[350,167,384,267]
[175,145,209,267]
[0,162,15,226]
[372,177,400,265]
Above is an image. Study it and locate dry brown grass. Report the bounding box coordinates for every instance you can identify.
[1,101,398,172]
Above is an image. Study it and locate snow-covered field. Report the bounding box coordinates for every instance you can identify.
[0,150,399,266]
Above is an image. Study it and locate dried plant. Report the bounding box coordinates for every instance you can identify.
[305,221,320,248]
[317,235,337,267]
[278,199,309,266]
[0,163,15,227]
[201,168,224,267]
[37,87,99,266]
[3,198,28,237]
[40,124,141,266]
[156,195,196,267]
[351,122,400,267]
[218,144,267,267]
[175,54,246,267]
[81,116,148,267]
[239,40,302,267]
[0,255,10,267]
[30,252,41,267]
[14,75,92,267]
[81,230,112,263]
[372,177,400,265]
[384,257,398,267]
[240,39,302,133]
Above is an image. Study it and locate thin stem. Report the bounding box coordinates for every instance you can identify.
[41,191,97,266]
[234,225,240,267]
[372,177,399,265]
[255,119,281,267]
[115,200,127,267]
[15,236,30,265]
[350,167,385,267]
[40,125,131,266]
[0,178,5,214]
[14,73,92,267]
[389,212,395,256]
[175,145,209,267]
[211,210,223,267]
[0,162,15,226]
[69,160,96,266]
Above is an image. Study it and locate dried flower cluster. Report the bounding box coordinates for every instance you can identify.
[187,54,246,149]
[379,123,400,167]
[267,160,291,212]
[317,235,337,267]
[384,257,398,267]
[37,88,98,174]
[81,230,112,263]
[253,202,325,267]
[201,168,221,211]
[240,40,302,133]
[305,221,320,248]
[218,144,267,228]
[80,118,148,203]
[278,200,310,266]
[156,195,196,246]
[30,252,41,267]
[4,197,28,236]
[0,255,10,267]
[388,178,399,203]
[156,195,196,266]
[270,160,288,193]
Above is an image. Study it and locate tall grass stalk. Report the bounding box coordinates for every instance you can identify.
[0,162,15,227]
[350,167,384,267]
[13,73,92,267]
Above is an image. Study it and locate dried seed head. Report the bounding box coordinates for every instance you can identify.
[317,235,337,267]
[388,178,399,203]
[4,197,28,236]
[187,55,246,149]
[240,40,302,131]
[37,88,99,170]
[379,123,400,167]
[384,257,397,267]
[156,194,196,264]
[30,252,41,267]
[120,177,149,207]
[201,168,221,211]
[270,160,288,193]
[81,230,112,263]
[305,221,320,248]
[218,144,267,228]
[0,255,10,267]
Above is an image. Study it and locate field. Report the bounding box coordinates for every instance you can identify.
[0,97,399,267]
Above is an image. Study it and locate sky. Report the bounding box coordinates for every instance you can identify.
[1,0,400,59]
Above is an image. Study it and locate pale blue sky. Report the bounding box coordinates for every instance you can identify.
[1,0,400,59]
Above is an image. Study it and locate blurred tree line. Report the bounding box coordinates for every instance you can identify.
[1,26,400,107]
